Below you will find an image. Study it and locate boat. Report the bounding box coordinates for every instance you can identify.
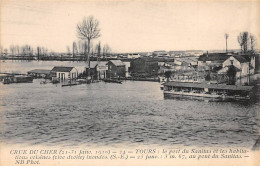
[76,79,88,84]
[2,75,33,84]
[103,79,122,84]
[163,81,253,101]
[62,83,78,87]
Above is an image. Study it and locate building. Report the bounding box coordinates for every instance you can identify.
[169,50,203,57]
[152,50,169,57]
[106,60,126,78]
[27,69,51,78]
[218,55,254,78]
[51,66,78,80]
[127,53,141,59]
[85,61,108,80]
[198,53,230,70]
[129,57,159,77]
[96,62,108,79]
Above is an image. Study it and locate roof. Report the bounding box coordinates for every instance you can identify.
[85,61,108,68]
[232,55,249,63]
[97,61,108,67]
[198,53,229,62]
[165,62,178,66]
[108,60,125,66]
[51,66,74,72]
[163,81,253,91]
[27,69,51,74]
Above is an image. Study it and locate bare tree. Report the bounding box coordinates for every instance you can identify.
[103,44,111,57]
[224,33,229,53]
[77,16,101,60]
[249,34,256,53]
[67,46,71,56]
[78,41,85,55]
[37,47,41,59]
[237,33,244,53]
[41,47,48,57]
[242,32,249,53]
[95,41,101,61]
[237,32,249,54]
[4,48,8,55]
[72,41,78,57]
[10,45,15,56]
[16,45,20,56]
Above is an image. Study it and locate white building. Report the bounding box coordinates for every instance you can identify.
[51,66,78,80]
[218,55,254,78]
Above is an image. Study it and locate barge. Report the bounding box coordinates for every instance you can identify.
[163,81,254,100]
[1,74,33,84]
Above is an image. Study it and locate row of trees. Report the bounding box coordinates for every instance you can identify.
[67,40,111,58]
[0,41,111,58]
[224,32,256,54]
[1,16,112,60]
[0,45,51,58]
[237,32,256,54]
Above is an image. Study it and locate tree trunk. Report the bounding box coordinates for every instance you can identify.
[87,39,91,79]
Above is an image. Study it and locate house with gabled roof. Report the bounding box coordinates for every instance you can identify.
[106,60,126,78]
[218,55,254,78]
[51,66,78,80]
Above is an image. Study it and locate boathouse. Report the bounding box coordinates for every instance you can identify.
[163,81,253,98]
[106,60,126,78]
[51,66,78,80]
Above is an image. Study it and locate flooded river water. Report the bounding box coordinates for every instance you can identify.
[0,60,259,148]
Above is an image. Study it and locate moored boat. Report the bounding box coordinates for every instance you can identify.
[163,81,253,101]
[103,79,122,84]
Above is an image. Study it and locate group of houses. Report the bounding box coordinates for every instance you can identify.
[27,60,128,80]
[161,52,256,84]
[26,52,257,85]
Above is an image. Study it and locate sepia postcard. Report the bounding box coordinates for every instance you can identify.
[0,0,259,166]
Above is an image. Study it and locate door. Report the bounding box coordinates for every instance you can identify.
[61,73,65,80]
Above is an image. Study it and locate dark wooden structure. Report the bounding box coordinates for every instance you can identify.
[106,60,126,78]
[129,57,159,77]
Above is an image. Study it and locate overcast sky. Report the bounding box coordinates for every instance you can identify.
[0,0,259,53]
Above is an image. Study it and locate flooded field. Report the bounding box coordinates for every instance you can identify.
[0,60,259,148]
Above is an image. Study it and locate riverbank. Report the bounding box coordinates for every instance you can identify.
[0,56,174,62]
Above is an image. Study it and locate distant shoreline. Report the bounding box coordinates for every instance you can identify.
[0,57,174,62]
